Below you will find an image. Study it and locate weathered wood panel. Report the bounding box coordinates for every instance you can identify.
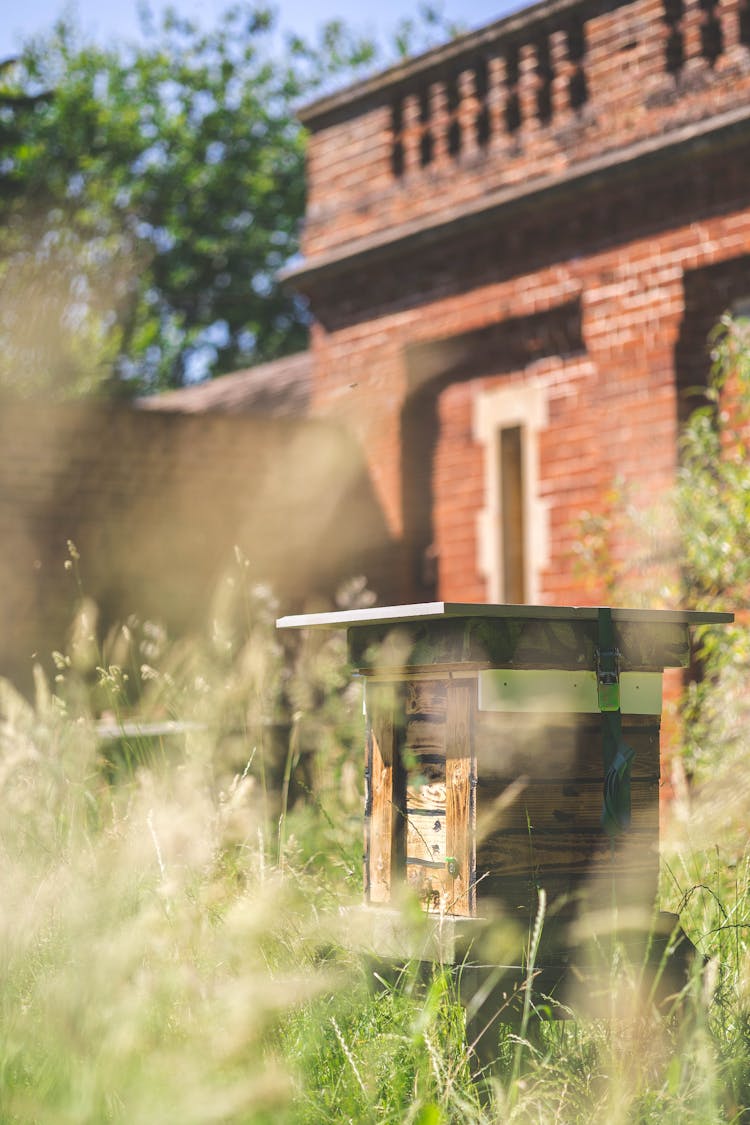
[477,868,661,924]
[406,861,452,906]
[404,718,446,762]
[404,681,448,781]
[477,778,659,834]
[404,679,448,910]
[365,683,398,904]
[406,798,446,862]
[445,680,475,916]
[474,713,660,780]
[405,680,448,717]
[474,711,661,925]
[476,828,657,878]
[406,782,447,814]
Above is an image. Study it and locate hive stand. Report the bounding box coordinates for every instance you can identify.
[277,602,732,1027]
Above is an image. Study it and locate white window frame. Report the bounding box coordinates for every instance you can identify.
[472,382,549,604]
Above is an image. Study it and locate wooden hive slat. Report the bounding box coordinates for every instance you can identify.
[477,778,659,833]
[474,713,660,780]
[476,828,657,878]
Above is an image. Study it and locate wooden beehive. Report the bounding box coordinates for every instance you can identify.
[277,603,731,959]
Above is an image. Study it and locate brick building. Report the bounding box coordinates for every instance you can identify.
[6,0,750,687]
[282,0,750,608]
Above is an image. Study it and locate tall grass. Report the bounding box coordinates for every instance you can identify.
[2,323,748,1122]
[1,549,750,1122]
[0,558,359,1123]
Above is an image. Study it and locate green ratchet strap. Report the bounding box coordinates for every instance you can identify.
[597,608,635,837]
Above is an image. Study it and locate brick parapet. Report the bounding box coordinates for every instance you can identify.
[298,0,750,265]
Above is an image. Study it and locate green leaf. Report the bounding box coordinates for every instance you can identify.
[1,2,450,396]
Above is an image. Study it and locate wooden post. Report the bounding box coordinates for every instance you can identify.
[365,683,402,903]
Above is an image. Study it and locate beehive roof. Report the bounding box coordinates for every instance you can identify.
[276,601,733,630]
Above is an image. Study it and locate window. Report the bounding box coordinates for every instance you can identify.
[499,424,526,602]
[473,382,549,604]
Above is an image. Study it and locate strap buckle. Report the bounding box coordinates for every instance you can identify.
[596,646,621,712]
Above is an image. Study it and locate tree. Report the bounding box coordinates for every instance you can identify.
[0,5,457,396]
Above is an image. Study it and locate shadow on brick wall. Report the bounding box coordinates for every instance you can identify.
[0,401,396,691]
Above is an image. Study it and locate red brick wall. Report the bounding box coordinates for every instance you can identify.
[290,0,750,612]
[303,198,750,605]
[433,379,485,602]
[294,0,750,608]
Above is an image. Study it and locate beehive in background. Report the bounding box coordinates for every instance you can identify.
[279,602,732,957]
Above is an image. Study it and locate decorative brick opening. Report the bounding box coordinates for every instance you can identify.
[505,44,522,134]
[391,99,404,177]
[663,0,685,75]
[663,0,730,74]
[741,0,750,46]
[446,72,462,158]
[474,56,491,148]
[699,0,723,66]
[419,88,433,167]
[567,16,587,109]
[386,15,592,181]
[536,35,554,125]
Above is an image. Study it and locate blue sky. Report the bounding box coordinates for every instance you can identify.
[0,0,524,60]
